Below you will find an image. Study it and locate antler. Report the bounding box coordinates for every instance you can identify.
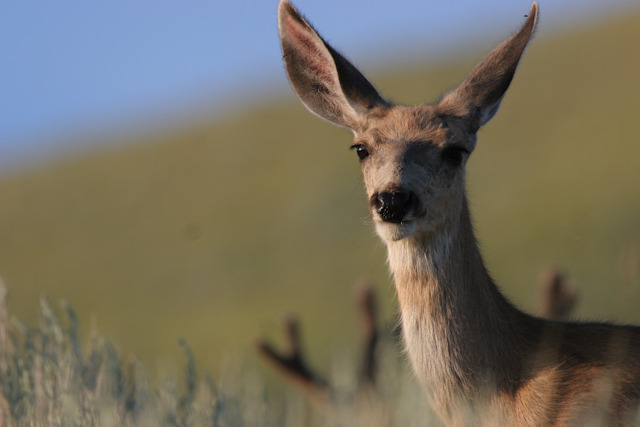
[356,282,378,388]
[256,315,332,406]
[257,281,381,407]
[537,268,578,320]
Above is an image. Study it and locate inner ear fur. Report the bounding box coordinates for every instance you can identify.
[439,2,538,132]
[278,0,388,130]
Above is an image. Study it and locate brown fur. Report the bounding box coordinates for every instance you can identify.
[277,1,640,424]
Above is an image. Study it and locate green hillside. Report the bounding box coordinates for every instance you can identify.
[1,12,639,377]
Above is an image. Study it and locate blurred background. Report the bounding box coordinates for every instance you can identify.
[1,0,639,378]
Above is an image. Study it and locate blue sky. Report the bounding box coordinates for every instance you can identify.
[1,0,638,171]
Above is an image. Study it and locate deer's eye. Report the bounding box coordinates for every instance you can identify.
[350,144,370,162]
[441,145,467,166]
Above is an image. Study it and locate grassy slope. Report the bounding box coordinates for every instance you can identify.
[0,12,639,376]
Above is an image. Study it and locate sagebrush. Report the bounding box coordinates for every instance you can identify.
[0,280,433,427]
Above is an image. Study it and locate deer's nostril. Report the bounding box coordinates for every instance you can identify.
[375,190,415,224]
[375,192,392,211]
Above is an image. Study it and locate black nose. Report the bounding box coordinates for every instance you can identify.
[374,190,415,223]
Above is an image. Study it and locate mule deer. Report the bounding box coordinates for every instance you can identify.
[278,1,640,425]
[257,272,579,418]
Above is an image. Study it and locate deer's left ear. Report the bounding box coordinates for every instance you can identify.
[278,0,388,131]
[439,3,538,132]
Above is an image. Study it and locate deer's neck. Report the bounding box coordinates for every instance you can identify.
[386,198,534,410]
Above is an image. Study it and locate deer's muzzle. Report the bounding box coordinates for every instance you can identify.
[372,190,418,224]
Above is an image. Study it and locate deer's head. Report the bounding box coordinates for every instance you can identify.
[278,0,537,243]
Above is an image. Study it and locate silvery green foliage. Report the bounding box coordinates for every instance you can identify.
[0,280,294,427]
[0,280,435,426]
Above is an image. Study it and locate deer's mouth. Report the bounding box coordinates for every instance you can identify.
[374,219,418,242]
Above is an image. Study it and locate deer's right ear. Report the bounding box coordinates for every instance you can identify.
[278,0,387,131]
